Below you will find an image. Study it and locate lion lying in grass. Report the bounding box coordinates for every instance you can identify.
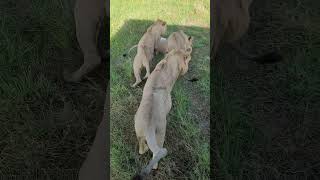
[131,19,167,87]
[133,49,192,179]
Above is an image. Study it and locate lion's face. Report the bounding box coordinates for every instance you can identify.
[154,19,167,35]
[177,50,191,76]
[179,30,193,54]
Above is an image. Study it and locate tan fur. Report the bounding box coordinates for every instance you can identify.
[168,30,193,54]
[64,0,105,82]
[134,49,191,175]
[212,0,253,59]
[155,30,193,55]
[131,19,167,87]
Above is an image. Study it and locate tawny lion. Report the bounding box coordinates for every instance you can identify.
[133,49,192,179]
[125,30,193,56]
[156,30,193,55]
[131,19,167,87]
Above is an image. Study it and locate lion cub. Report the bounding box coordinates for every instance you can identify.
[134,49,191,178]
[155,30,193,55]
[131,19,167,87]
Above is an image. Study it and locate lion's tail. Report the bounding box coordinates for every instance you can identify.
[132,128,167,180]
[123,44,138,58]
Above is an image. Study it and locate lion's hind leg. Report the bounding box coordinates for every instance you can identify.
[138,136,149,155]
[142,60,150,80]
[131,57,142,87]
[153,127,166,169]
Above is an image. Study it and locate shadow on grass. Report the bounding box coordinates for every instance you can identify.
[110,19,210,179]
[0,0,108,178]
[212,0,320,179]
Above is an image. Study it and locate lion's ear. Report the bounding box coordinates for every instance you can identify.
[188,36,193,42]
[162,21,167,26]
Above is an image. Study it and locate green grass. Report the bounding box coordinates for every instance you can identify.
[213,0,320,179]
[0,0,107,178]
[110,0,210,179]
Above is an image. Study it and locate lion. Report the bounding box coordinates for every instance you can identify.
[133,49,192,179]
[63,0,106,82]
[131,19,167,87]
[167,30,193,54]
[212,0,282,63]
[154,30,193,55]
[127,30,193,56]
